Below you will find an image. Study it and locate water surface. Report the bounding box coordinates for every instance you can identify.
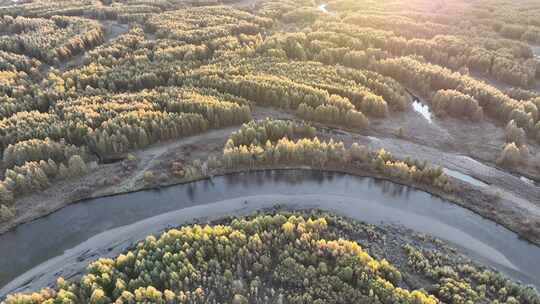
[412,100,433,123]
[318,3,328,13]
[443,168,488,187]
[1,170,539,291]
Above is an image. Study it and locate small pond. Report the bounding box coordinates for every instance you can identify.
[412,99,433,123]
[318,3,328,13]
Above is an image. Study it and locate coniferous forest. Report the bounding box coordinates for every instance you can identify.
[1,0,540,302]
[5,211,540,304]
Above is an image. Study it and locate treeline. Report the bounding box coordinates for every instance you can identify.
[0,51,42,74]
[498,22,540,44]
[0,155,88,205]
[187,55,411,130]
[431,90,484,121]
[0,113,203,210]
[223,120,453,192]
[497,119,538,168]
[154,88,251,128]
[0,73,45,119]
[2,138,88,168]
[0,111,66,153]
[497,142,530,167]
[309,21,536,88]
[55,27,188,93]
[321,0,540,45]
[0,15,105,64]
[189,69,370,129]
[505,88,540,101]
[54,27,262,96]
[226,118,316,147]
[297,102,369,129]
[374,56,540,142]
[0,48,47,119]
[3,213,440,304]
[0,135,90,212]
[0,0,162,23]
[352,145,452,191]
[59,5,159,23]
[0,138,91,211]
[256,34,409,113]
[56,88,245,155]
[145,6,272,44]
[341,13,453,40]
[55,87,251,131]
[256,0,314,19]
[88,111,208,155]
[342,11,538,54]
[0,85,255,209]
[471,2,540,44]
[403,243,540,304]
[281,6,325,24]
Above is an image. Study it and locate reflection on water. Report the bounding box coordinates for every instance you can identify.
[367,136,380,142]
[532,46,540,59]
[520,176,539,187]
[412,100,433,123]
[318,3,328,13]
[1,170,539,289]
[369,177,413,199]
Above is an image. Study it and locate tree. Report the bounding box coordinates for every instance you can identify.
[58,163,70,179]
[505,120,526,145]
[89,288,110,304]
[0,204,15,221]
[232,294,248,304]
[68,155,88,177]
[0,183,14,204]
[349,143,369,162]
[497,142,523,166]
[360,94,388,118]
[431,89,483,121]
[343,50,369,69]
[345,109,369,128]
[143,171,156,185]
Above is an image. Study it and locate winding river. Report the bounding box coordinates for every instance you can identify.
[1,170,539,296]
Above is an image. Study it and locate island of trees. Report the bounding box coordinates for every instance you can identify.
[4,212,540,304]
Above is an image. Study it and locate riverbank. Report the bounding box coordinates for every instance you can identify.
[147,164,540,246]
[2,155,539,244]
[1,122,539,249]
[3,188,540,296]
[1,104,539,241]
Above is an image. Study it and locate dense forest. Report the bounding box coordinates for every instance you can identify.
[1,0,540,301]
[1,0,539,206]
[222,119,453,191]
[4,212,540,304]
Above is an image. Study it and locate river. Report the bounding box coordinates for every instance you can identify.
[1,170,539,296]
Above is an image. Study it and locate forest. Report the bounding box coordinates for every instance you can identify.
[1,0,540,301]
[1,0,538,216]
[4,212,540,304]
